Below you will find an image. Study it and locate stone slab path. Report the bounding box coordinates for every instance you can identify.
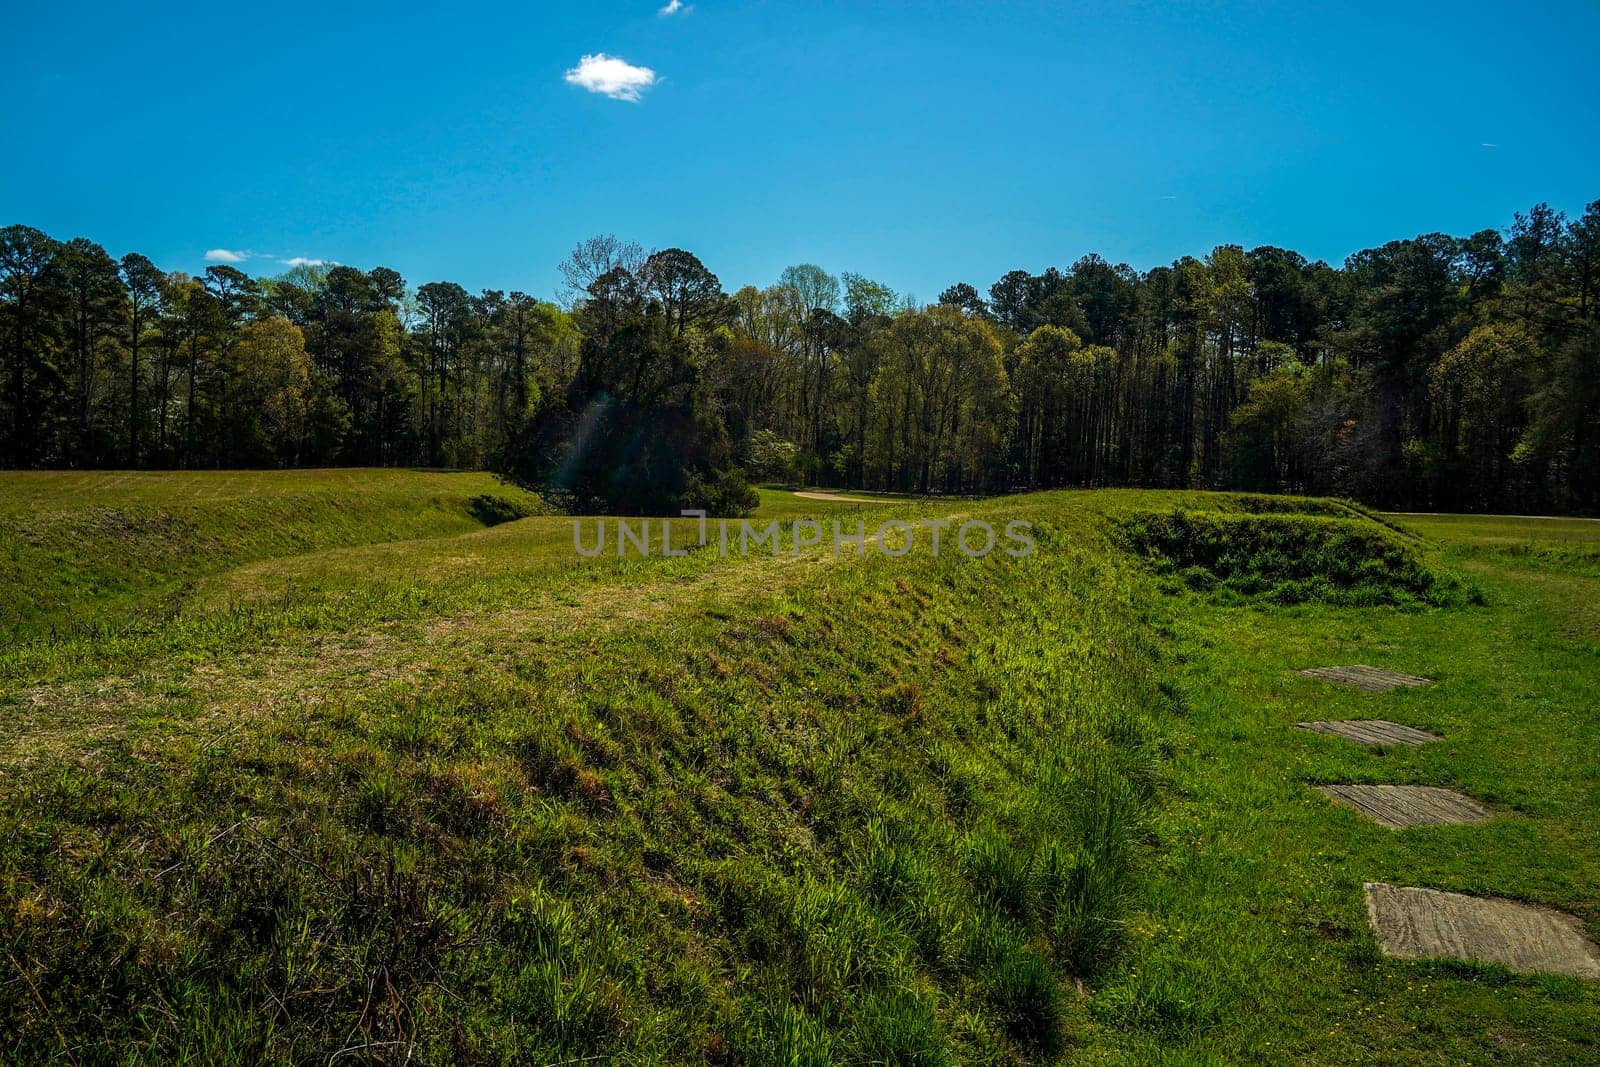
[1296,719,1442,746]
[1316,784,1490,828]
[1364,882,1600,979]
[1300,665,1433,691]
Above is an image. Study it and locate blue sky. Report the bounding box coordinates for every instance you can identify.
[4,1,1597,302]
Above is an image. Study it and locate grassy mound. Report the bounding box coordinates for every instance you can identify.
[0,494,1169,1063]
[1114,507,1471,606]
[1220,493,1354,517]
[0,470,544,640]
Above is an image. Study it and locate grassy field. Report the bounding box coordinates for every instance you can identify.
[0,471,1595,1063]
[0,469,546,642]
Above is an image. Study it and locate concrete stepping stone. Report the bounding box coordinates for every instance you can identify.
[1316,784,1489,828]
[1300,665,1432,691]
[1364,882,1600,979]
[1296,719,1441,746]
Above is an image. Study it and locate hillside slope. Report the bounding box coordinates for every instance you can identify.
[0,486,1177,1063]
[0,469,542,640]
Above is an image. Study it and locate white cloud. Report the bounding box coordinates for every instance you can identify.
[564,53,658,102]
[659,0,689,14]
[283,257,334,268]
[204,248,248,263]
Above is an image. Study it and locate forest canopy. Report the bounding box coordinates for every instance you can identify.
[3,199,1598,514]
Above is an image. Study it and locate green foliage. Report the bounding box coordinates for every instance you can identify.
[465,492,533,526]
[517,248,747,515]
[1115,508,1471,606]
[745,427,802,483]
[683,466,761,517]
[9,200,1600,514]
[1220,362,1308,490]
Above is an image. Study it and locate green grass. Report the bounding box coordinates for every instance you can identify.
[0,469,547,641]
[1392,512,1600,579]
[0,476,1596,1063]
[1114,506,1474,606]
[0,477,1167,1063]
[1083,507,1600,1064]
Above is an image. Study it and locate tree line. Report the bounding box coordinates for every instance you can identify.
[2,199,1597,514]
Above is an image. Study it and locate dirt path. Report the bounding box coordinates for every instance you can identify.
[1384,511,1600,522]
[791,490,899,504]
